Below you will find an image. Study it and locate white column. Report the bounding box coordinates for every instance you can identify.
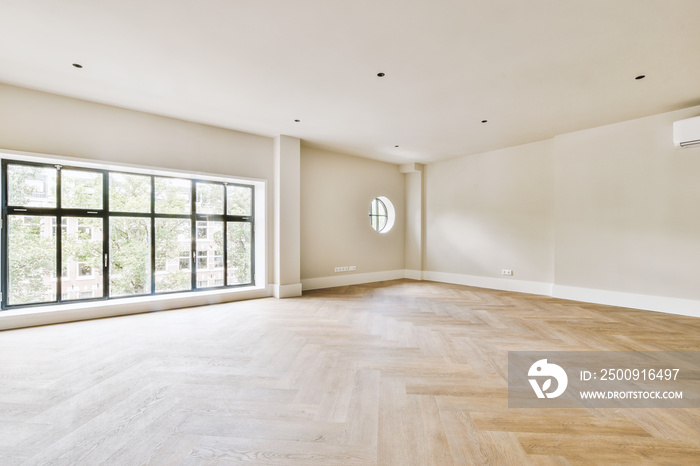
[401,163,424,280]
[273,135,302,298]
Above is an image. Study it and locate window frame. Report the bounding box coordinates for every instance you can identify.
[369,196,396,234]
[1,159,256,310]
[369,197,388,232]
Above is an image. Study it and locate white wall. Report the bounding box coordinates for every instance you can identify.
[424,105,700,316]
[0,84,272,179]
[4,82,700,321]
[553,106,700,302]
[0,83,275,281]
[425,139,555,290]
[300,146,405,289]
[0,83,281,329]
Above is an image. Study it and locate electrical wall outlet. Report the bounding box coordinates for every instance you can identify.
[502,269,513,276]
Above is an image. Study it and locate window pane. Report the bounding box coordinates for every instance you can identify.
[197,250,208,270]
[227,185,252,216]
[196,182,224,214]
[196,220,223,288]
[61,169,103,209]
[52,217,67,238]
[227,222,252,285]
[369,198,389,232]
[155,218,192,293]
[109,217,151,296]
[62,217,103,300]
[196,221,208,239]
[110,173,151,212]
[377,200,387,217]
[8,164,57,207]
[179,251,190,270]
[7,216,56,305]
[155,177,191,214]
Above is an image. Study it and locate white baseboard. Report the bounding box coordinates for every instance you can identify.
[273,283,303,298]
[553,285,700,319]
[420,271,700,318]
[302,269,407,291]
[422,271,554,296]
[404,269,423,280]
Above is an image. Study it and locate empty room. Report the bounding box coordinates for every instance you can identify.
[1,0,700,464]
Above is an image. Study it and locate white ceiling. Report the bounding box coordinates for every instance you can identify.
[1,0,700,164]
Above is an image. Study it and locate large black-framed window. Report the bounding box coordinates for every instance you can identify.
[1,159,255,309]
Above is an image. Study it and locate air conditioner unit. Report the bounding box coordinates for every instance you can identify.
[673,115,700,147]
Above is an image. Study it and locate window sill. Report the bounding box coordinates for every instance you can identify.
[0,284,271,331]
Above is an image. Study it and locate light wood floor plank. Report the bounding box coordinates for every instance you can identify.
[0,279,699,464]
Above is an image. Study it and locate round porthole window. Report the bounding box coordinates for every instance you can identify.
[369,196,395,233]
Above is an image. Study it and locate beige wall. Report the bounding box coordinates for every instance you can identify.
[0,83,272,179]
[424,104,700,308]
[300,146,405,280]
[553,106,700,300]
[425,139,555,284]
[0,83,276,285]
[4,82,699,316]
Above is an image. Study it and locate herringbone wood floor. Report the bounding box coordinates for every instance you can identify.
[1,279,699,465]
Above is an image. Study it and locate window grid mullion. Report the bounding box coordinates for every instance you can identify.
[150,175,156,296]
[250,186,256,285]
[223,184,228,287]
[1,160,255,310]
[56,166,62,303]
[103,169,110,300]
[1,161,8,308]
[191,180,197,290]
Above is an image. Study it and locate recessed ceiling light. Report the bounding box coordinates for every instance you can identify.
[377,72,385,77]
[635,75,645,80]
[481,120,488,123]
[72,63,83,69]
[394,145,399,148]
[294,119,300,122]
